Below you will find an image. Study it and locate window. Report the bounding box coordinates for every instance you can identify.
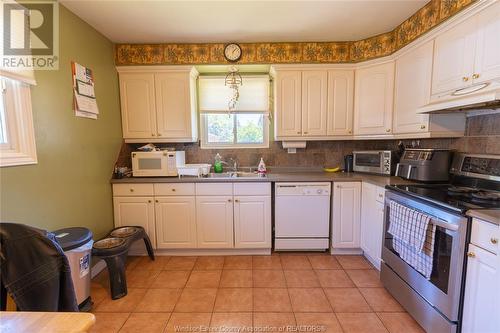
[0,75,37,167]
[199,75,270,148]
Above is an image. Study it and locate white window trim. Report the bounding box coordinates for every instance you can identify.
[0,76,37,167]
[200,112,270,149]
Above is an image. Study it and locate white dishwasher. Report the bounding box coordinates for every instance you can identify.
[274,182,331,250]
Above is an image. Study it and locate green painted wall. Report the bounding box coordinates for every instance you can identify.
[0,5,122,239]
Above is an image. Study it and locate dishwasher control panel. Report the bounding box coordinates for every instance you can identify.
[275,182,331,196]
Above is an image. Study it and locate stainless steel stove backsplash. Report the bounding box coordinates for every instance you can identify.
[116,113,500,169]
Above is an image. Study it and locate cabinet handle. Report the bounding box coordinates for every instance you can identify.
[336,185,341,188]
[129,188,134,192]
[148,200,152,203]
[472,73,480,79]
[378,194,383,198]
[491,238,498,245]
[467,252,475,258]
[171,188,176,192]
[420,125,426,130]
[304,131,308,134]
[235,199,239,203]
[462,76,469,82]
[348,130,352,134]
[228,199,232,202]
[386,129,391,133]
[157,133,161,136]
[297,131,301,134]
[152,133,156,136]
[155,199,159,203]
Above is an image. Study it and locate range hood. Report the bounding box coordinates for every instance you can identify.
[418,83,500,114]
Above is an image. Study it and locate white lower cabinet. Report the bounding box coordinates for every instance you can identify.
[234,196,271,248]
[360,182,385,269]
[112,196,156,251]
[155,196,196,248]
[462,219,500,333]
[332,182,361,250]
[196,196,234,248]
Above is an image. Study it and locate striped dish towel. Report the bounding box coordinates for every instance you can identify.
[388,200,436,279]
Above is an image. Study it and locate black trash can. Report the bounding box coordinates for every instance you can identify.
[53,227,93,310]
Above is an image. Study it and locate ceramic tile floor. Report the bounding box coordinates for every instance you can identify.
[90,254,425,333]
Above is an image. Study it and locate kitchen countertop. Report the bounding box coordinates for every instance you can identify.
[111,171,415,188]
[467,209,500,226]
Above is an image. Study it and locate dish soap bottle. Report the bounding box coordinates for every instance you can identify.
[214,153,223,173]
[257,157,267,177]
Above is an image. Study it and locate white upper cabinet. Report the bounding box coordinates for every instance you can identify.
[274,67,354,140]
[354,62,395,136]
[393,41,433,134]
[275,70,302,137]
[432,2,500,95]
[327,70,354,136]
[473,1,500,83]
[119,73,157,139]
[155,71,197,140]
[301,71,328,136]
[118,67,198,142]
[432,17,476,95]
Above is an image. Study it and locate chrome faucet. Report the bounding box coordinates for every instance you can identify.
[228,157,239,172]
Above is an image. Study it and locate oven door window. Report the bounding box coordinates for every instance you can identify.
[355,154,382,167]
[384,211,452,294]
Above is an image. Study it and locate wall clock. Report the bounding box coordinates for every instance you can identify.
[224,43,242,62]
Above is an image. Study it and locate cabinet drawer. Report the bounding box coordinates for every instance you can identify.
[113,184,154,196]
[375,186,385,204]
[471,218,499,254]
[196,183,233,196]
[154,183,195,196]
[234,183,271,196]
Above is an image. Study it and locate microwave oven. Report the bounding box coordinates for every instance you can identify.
[131,151,185,177]
[352,150,396,175]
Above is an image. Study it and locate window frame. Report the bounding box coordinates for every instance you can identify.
[0,75,37,167]
[198,74,270,149]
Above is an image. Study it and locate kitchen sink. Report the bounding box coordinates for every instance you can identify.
[206,171,265,179]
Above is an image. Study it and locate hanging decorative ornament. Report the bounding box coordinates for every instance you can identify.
[225,66,242,114]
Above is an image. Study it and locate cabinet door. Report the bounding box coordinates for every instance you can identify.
[196,196,234,248]
[301,71,328,136]
[113,196,156,250]
[360,183,376,254]
[462,244,500,333]
[234,196,271,249]
[119,73,157,139]
[275,71,302,137]
[393,41,433,134]
[155,196,196,248]
[354,62,394,135]
[327,70,354,136]
[473,1,500,83]
[332,182,361,248]
[432,17,476,95]
[155,72,194,139]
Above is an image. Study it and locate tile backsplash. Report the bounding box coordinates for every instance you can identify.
[116,113,500,169]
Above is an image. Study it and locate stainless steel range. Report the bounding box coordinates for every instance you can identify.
[382,153,500,333]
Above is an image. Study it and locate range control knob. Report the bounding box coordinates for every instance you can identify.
[316,189,323,194]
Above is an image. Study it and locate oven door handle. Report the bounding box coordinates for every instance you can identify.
[432,219,459,232]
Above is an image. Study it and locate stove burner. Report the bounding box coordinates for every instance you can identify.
[447,186,478,196]
[471,191,500,201]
